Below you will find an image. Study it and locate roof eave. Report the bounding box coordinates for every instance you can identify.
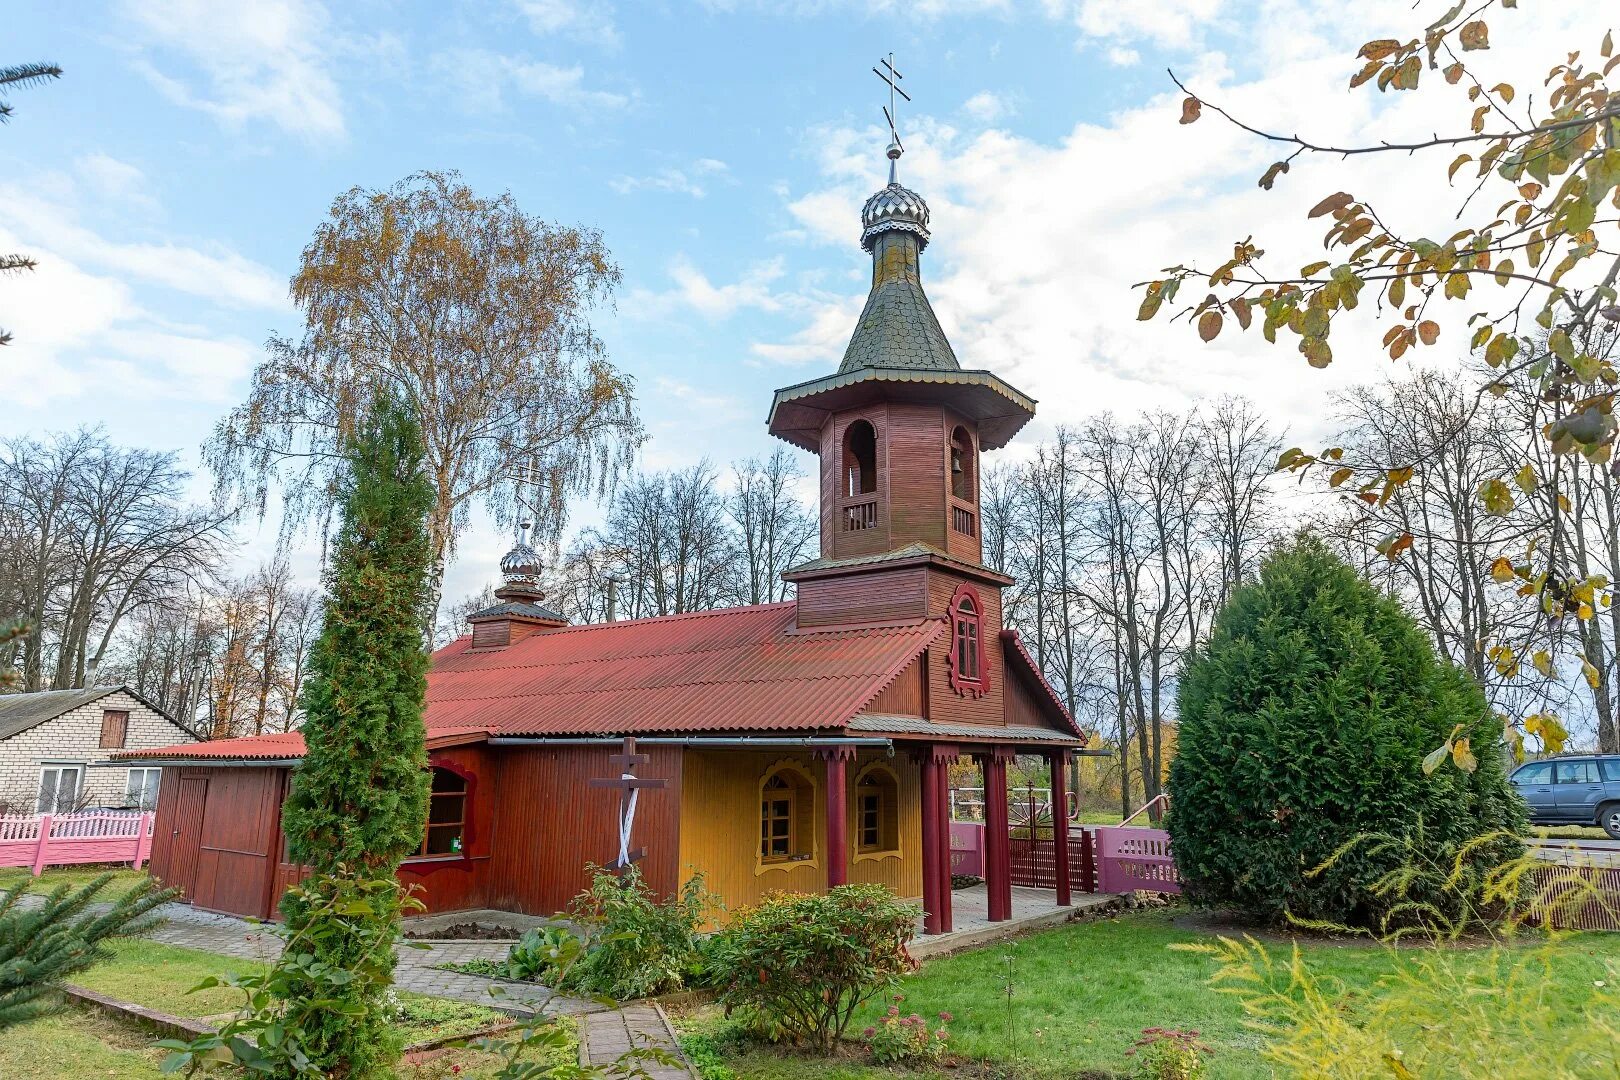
[766,368,1037,452]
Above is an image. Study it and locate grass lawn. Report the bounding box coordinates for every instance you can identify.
[679,909,1620,1080]
[70,938,269,1017]
[0,1006,555,1080]
[0,865,154,899]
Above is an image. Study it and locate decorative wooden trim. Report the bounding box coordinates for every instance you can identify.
[946,583,992,699]
[756,759,818,875]
[850,761,901,861]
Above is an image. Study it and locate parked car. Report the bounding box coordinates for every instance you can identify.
[1509,755,1620,838]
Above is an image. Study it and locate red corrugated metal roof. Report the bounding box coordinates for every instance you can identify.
[116,732,307,760]
[120,603,943,760]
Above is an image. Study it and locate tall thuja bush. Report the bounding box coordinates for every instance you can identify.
[276,398,435,1078]
[1167,537,1524,929]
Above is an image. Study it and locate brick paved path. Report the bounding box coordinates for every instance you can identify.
[579,1004,694,1079]
[138,902,596,1016]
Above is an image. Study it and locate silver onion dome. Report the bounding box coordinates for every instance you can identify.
[860,182,930,252]
[499,523,544,590]
[860,143,930,252]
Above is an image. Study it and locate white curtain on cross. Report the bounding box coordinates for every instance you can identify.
[618,772,639,868]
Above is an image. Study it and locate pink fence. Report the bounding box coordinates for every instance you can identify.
[0,812,155,876]
[1095,825,1180,894]
[950,821,1180,895]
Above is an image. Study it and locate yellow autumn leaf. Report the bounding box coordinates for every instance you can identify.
[1583,659,1601,689]
[1489,557,1515,583]
[1532,650,1554,677]
[1451,736,1478,773]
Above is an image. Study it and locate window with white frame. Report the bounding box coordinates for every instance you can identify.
[125,767,162,810]
[37,765,84,815]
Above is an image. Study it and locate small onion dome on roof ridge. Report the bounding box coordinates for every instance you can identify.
[494,522,546,602]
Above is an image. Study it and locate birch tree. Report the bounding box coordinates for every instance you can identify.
[205,170,642,625]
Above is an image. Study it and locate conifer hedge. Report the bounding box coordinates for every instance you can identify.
[1167,538,1524,929]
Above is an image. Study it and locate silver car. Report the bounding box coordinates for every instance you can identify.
[1509,755,1620,838]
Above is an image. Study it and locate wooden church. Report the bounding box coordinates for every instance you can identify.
[120,136,1089,937]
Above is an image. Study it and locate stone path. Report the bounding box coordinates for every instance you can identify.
[579,1004,694,1079]
[139,902,597,1016]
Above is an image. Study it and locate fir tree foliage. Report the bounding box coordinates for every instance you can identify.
[0,873,172,1029]
[281,396,434,871]
[273,397,434,1079]
[1167,537,1525,929]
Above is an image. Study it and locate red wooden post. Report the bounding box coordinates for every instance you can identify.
[134,812,154,871]
[1049,751,1071,906]
[820,747,853,889]
[919,752,942,935]
[982,749,1012,922]
[31,814,52,877]
[933,745,959,933]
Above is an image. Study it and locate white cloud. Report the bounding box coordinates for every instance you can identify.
[761,1,1602,445]
[120,0,346,140]
[962,91,1010,123]
[1106,45,1140,66]
[75,154,159,214]
[515,0,621,47]
[435,48,630,112]
[628,256,787,320]
[611,159,731,198]
[1047,0,1228,50]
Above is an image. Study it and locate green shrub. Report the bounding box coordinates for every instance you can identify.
[560,866,713,1000]
[863,994,951,1065]
[1167,537,1525,929]
[705,884,919,1053]
[1127,1027,1210,1080]
[504,924,580,983]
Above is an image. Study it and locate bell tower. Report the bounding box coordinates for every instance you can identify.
[767,121,1037,636]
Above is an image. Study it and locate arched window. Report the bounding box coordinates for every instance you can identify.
[418,767,468,857]
[950,426,975,501]
[759,764,815,866]
[948,583,991,696]
[854,763,900,856]
[844,419,878,497]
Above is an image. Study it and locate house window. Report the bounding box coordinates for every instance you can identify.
[37,765,84,815]
[854,764,899,856]
[100,709,129,749]
[954,595,981,682]
[950,426,975,501]
[758,764,815,866]
[947,583,991,697]
[844,419,878,497]
[416,767,468,857]
[125,767,162,810]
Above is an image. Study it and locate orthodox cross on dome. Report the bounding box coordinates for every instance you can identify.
[587,737,668,877]
[871,52,911,182]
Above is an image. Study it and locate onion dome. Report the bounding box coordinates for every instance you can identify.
[494,523,546,602]
[860,142,931,252]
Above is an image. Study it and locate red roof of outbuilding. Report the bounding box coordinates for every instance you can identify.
[118,603,947,760]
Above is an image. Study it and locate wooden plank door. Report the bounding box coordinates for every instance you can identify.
[166,777,208,900]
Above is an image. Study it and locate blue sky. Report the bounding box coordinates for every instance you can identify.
[4,1,1604,602]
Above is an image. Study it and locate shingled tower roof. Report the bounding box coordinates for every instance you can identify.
[839,169,958,373]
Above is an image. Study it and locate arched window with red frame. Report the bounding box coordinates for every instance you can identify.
[948,583,991,697]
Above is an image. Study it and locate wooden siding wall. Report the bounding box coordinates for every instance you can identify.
[941,407,982,564]
[679,749,922,923]
[795,566,928,629]
[147,765,284,919]
[1003,655,1069,732]
[822,406,893,559]
[924,568,1005,728]
[483,745,683,915]
[864,655,926,716]
[396,746,499,913]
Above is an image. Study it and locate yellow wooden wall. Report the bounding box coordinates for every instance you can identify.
[678,748,922,922]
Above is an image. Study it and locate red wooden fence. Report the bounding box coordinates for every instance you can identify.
[955,821,1172,896]
[0,812,155,875]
